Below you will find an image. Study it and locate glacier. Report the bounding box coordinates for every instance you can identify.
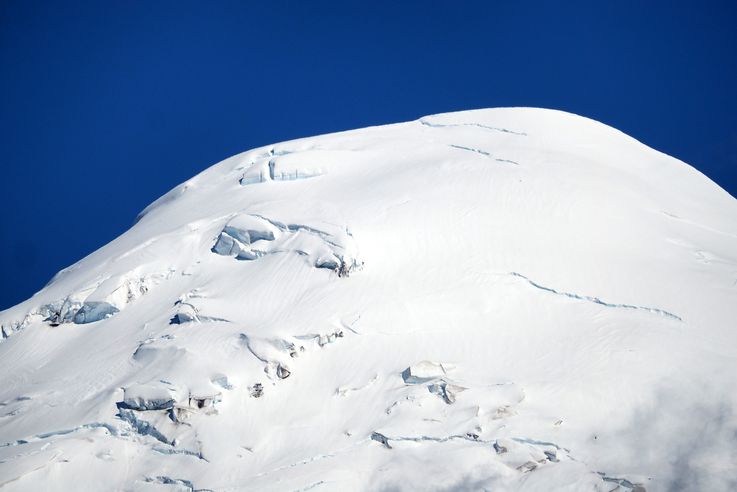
[1,108,736,491]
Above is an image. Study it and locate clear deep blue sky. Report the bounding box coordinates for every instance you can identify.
[1,1,736,310]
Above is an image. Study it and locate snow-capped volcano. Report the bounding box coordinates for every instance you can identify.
[1,108,736,491]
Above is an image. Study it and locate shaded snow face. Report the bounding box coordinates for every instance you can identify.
[1,107,737,491]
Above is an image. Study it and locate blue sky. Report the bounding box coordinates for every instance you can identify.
[1,0,736,310]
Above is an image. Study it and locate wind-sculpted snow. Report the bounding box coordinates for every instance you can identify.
[1,108,736,491]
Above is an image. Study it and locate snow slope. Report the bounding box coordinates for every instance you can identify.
[1,108,736,491]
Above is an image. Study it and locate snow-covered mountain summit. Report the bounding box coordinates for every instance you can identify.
[1,108,736,491]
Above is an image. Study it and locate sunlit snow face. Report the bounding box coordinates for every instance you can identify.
[1,108,736,491]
